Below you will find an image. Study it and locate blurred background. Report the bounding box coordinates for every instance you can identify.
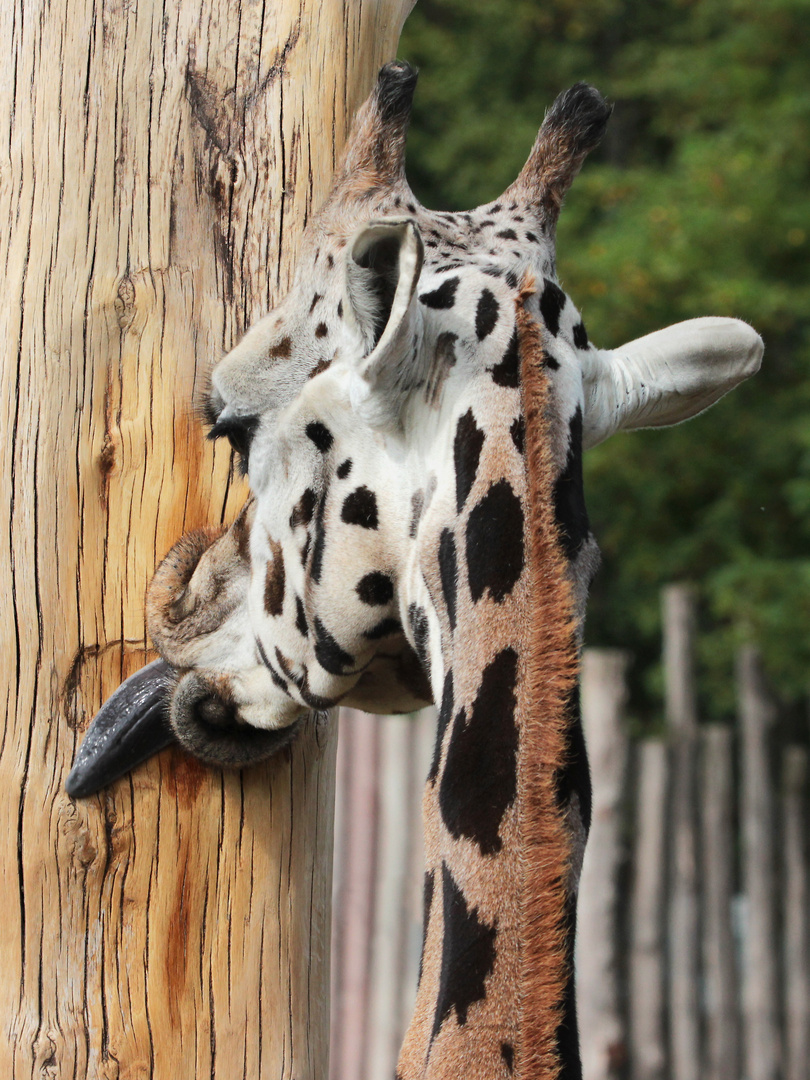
[329,3,810,1078]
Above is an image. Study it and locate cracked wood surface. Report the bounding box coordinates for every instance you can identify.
[0,1,415,1076]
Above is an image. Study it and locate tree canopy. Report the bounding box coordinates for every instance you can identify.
[401,0,810,727]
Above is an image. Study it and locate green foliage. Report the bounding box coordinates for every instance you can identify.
[401,0,810,722]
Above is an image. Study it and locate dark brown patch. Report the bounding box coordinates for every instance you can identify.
[552,406,589,560]
[475,287,501,336]
[465,480,524,603]
[438,529,457,631]
[306,421,333,452]
[356,571,395,606]
[425,331,458,405]
[364,617,402,640]
[431,863,497,1042]
[539,279,567,337]
[231,501,254,563]
[341,486,378,529]
[313,616,355,674]
[409,490,425,538]
[268,336,291,358]
[290,488,317,528]
[572,320,589,349]
[315,322,328,338]
[490,325,519,388]
[428,671,454,784]
[419,276,459,309]
[453,409,485,513]
[407,603,431,684]
[264,537,285,616]
[510,416,525,454]
[439,648,519,854]
[308,355,331,379]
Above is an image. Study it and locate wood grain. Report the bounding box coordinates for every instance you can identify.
[0,1,415,1076]
[578,649,630,1080]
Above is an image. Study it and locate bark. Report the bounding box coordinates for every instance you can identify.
[578,649,630,1080]
[629,739,669,1080]
[663,584,701,1080]
[0,2,414,1077]
[738,646,781,1080]
[700,725,739,1080]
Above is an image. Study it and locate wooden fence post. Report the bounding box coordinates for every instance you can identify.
[738,645,781,1080]
[330,704,436,1080]
[782,745,808,1080]
[578,649,631,1080]
[663,585,701,1080]
[0,3,414,1077]
[629,739,670,1080]
[700,725,739,1080]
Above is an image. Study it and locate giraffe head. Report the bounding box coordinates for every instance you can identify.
[67,62,761,795]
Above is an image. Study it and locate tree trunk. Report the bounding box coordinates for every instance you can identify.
[738,646,781,1080]
[783,745,809,1080]
[578,649,630,1080]
[629,739,669,1080]
[700,725,739,1080]
[0,2,414,1077]
[663,584,701,1080]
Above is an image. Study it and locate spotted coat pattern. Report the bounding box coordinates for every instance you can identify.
[140,62,763,1080]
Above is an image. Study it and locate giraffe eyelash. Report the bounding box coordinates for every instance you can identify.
[208,415,260,472]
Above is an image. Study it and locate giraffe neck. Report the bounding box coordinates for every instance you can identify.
[397,291,589,1080]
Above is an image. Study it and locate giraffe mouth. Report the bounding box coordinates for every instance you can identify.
[65,657,304,798]
[66,500,306,798]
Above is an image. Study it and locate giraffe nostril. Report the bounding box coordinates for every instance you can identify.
[196,693,237,729]
[170,672,303,768]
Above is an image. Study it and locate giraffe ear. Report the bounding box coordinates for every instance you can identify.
[581,317,763,449]
[343,217,425,428]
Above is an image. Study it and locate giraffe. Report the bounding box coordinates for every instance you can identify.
[68,62,762,1079]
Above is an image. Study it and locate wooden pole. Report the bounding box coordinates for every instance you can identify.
[330,709,380,1080]
[663,585,701,1080]
[0,2,414,1077]
[700,725,739,1080]
[578,649,630,1080]
[738,645,781,1080]
[782,745,808,1080]
[367,715,418,1080]
[629,739,670,1080]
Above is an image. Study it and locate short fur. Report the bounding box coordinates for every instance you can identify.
[88,61,762,1080]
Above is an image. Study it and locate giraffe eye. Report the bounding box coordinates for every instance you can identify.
[208,415,259,470]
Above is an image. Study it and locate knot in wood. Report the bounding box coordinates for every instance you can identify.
[115,276,136,331]
[211,152,244,205]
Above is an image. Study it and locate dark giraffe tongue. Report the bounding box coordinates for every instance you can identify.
[65,658,177,798]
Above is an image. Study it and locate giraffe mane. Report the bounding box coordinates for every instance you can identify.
[515,278,580,1077]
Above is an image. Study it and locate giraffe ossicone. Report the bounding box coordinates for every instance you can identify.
[67,62,761,1079]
